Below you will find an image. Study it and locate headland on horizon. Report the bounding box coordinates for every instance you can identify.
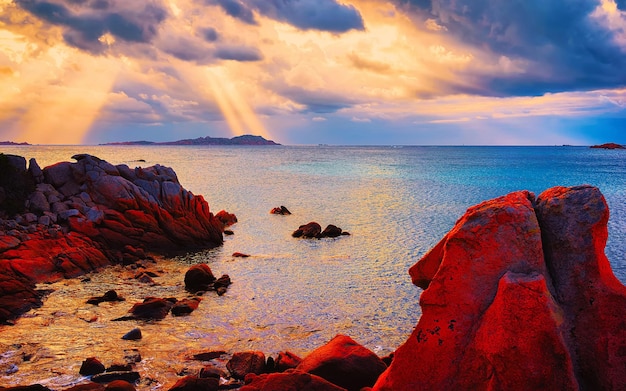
[101,134,280,146]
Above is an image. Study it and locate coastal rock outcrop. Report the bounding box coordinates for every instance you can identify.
[0,154,228,324]
[373,185,626,390]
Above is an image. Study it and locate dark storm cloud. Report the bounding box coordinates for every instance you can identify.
[214,45,263,61]
[278,86,357,113]
[201,27,219,42]
[208,0,364,33]
[15,0,167,53]
[392,0,626,96]
[250,0,364,33]
[213,0,258,25]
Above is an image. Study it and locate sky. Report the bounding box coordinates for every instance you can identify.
[0,0,625,145]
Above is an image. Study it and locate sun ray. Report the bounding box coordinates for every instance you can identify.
[205,66,271,139]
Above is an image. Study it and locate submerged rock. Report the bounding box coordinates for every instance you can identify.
[373,185,626,391]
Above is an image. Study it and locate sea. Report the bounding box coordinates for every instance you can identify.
[1,145,625,390]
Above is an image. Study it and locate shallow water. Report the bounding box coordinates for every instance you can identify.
[1,145,624,389]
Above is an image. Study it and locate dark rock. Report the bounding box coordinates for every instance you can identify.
[121,328,142,341]
[292,222,321,238]
[63,383,106,391]
[91,371,140,384]
[0,385,53,391]
[227,351,267,379]
[104,380,136,391]
[191,350,227,361]
[107,363,133,372]
[184,264,216,293]
[79,357,106,376]
[28,159,44,184]
[112,297,175,321]
[87,290,125,305]
[199,365,227,379]
[321,225,342,238]
[171,298,202,316]
[273,351,302,372]
[270,206,291,215]
[167,375,219,391]
[215,210,237,228]
[297,335,386,391]
[232,252,250,258]
[123,349,141,364]
[214,274,232,289]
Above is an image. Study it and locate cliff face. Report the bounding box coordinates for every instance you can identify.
[374,185,626,390]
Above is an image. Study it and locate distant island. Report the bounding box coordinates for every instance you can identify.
[0,141,30,145]
[103,134,280,146]
[590,143,625,150]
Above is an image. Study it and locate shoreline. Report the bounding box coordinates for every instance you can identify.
[2,154,625,390]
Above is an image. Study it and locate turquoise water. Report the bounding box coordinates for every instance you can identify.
[1,145,624,389]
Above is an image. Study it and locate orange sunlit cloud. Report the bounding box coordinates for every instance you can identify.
[1,0,625,145]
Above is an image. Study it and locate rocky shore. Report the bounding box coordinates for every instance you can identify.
[0,153,226,324]
[1,153,625,390]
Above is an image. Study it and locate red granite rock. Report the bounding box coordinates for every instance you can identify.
[227,351,267,379]
[373,186,626,390]
[296,335,387,391]
[167,375,219,391]
[241,371,346,391]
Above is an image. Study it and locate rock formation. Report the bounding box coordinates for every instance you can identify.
[0,154,227,324]
[373,185,626,390]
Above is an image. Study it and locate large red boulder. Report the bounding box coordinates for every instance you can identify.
[296,335,387,391]
[373,186,626,390]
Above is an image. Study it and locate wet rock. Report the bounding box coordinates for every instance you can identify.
[191,350,227,361]
[167,375,219,391]
[126,297,176,320]
[0,385,53,391]
[121,328,142,341]
[227,351,267,379]
[297,335,386,391]
[104,380,136,391]
[64,382,106,391]
[91,371,140,384]
[292,222,322,238]
[373,186,626,391]
[123,349,142,364]
[171,298,202,316]
[241,371,346,391]
[214,274,232,290]
[215,210,237,228]
[79,357,106,376]
[270,206,291,215]
[321,225,342,238]
[184,264,216,293]
[199,365,227,379]
[87,290,125,305]
[273,351,302,372]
